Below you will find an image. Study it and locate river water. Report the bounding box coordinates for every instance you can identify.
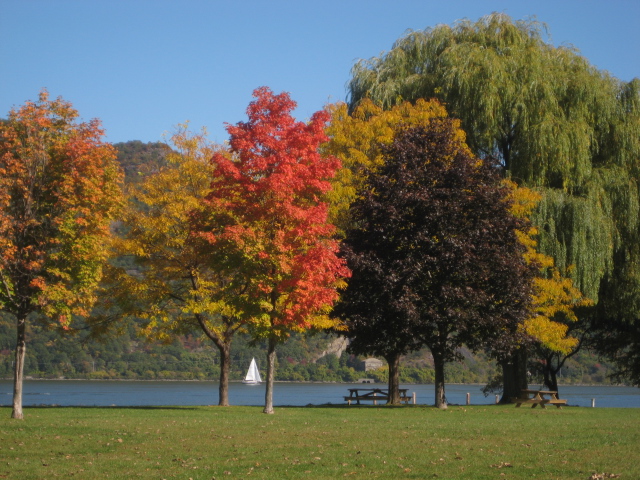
[1,380,639,408]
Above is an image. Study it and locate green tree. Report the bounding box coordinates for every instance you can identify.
[590,237,640,385]
[0,91,124,419]
[347,13,640,386]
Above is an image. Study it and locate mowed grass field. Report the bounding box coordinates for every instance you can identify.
[1,404,638,479]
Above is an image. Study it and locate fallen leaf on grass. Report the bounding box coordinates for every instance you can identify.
[490,462,513,469]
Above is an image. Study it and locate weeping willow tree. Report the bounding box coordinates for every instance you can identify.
[348,13,640,385]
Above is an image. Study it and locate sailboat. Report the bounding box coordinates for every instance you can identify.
[243,358,262,385]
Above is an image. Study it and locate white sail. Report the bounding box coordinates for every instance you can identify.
[243,358,262,384]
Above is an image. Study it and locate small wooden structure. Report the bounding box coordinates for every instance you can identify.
[513,389,567,408]
[345,388,411,405]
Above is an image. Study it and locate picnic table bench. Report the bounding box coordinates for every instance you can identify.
[513,389,567,408]
[345,388,411,405]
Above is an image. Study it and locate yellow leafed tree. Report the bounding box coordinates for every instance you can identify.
[508,181,593,392]
[324,98,468,235]
[114,124,245,406]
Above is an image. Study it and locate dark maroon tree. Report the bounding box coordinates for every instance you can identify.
[336,121,535,407]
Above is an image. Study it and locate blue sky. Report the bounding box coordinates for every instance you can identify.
[2,0,639,145]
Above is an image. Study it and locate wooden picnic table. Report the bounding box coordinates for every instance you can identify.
[513,389,567,408]
[345,388,410,405]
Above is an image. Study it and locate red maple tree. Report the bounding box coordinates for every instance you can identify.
[197,87,349,413]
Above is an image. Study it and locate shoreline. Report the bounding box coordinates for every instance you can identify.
[0,377,627,387]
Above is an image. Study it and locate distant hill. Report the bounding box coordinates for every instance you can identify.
[114,140,172,184]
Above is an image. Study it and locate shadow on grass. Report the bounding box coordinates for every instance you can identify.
[13,402,497,411]
[13,403,435,410]
[276,402,519,409]
[21,405,201,410]
[276,403,435,409]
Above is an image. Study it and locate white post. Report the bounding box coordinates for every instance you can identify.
[466,393,470,405]
[412,392,416,405]
[495,394,499,404]
[591,398,595,408]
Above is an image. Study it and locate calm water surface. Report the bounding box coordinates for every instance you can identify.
[1,380,639,408]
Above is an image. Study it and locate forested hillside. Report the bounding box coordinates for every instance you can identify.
[113,140,171,184]
[0,311,614,385]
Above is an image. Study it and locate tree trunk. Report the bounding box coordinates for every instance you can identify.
[263,336,277,414]
[195,314,235,407]
[544,367,559,393]
[385,353,401,405]
[500,349,528,404]
[12,316,26,420]
[218,343,231,406]
[542,355,560,394]
[433,354,446,408]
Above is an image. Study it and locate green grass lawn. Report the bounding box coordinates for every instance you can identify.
[1,404,638,479]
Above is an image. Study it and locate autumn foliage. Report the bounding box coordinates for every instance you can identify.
[199,88,348,332]
[324,98,465,234]
[196,87,350,412]
[111,125,247,406]
[336,119,535,406]
[507,182,593,355]
[0,91,123,325]
[0,90,123,418]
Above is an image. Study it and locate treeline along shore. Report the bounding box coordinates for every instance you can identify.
[0,318,615,385]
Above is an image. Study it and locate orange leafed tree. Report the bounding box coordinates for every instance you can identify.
[196,87,350,413]
[0,91,123,419]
